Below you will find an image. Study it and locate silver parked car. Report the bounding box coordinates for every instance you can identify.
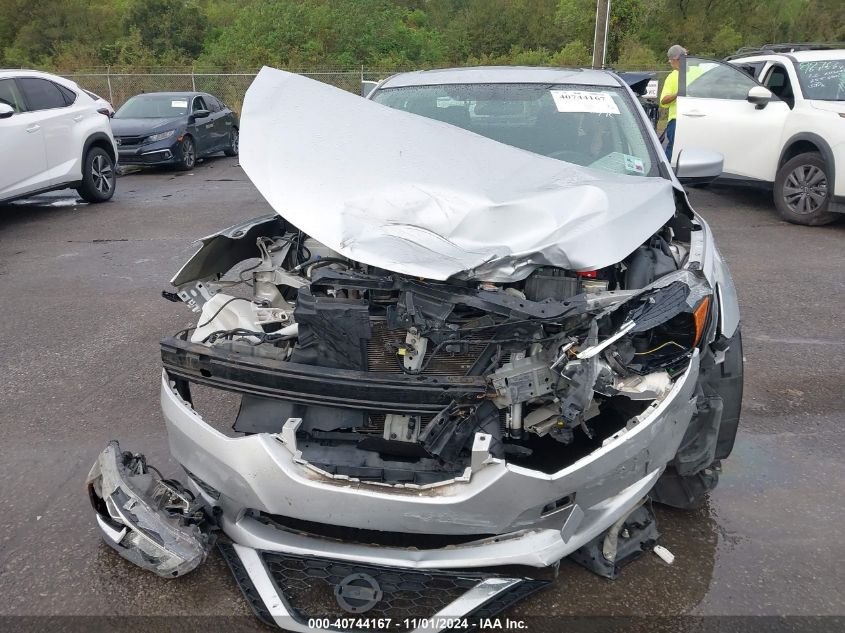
[87,66,743,631]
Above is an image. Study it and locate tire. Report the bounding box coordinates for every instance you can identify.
[177,136,196,171]
[651,328,744,510]
[774,152,836,225]
[76,147,115,203]
[224,127,239,157]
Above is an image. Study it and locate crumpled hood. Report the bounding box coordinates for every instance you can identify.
[240,66,676,282]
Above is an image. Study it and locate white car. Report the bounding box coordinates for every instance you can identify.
[0,69,118,204]
[671,46,844,225]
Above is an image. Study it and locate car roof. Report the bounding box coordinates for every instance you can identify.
[129,91,202,98]
[730,49,845,63]
[0,68,56,77]
[1,68,68,81]
[0,68,83,92]
[378,66,622,89]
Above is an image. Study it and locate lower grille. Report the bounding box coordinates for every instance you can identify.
[218,542,275,627]
[263,552,482,626]
[221,545,553,631]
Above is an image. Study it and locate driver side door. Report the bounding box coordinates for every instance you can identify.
[673,57,790,182]
[0,77,49,201]
[190,95,213,156]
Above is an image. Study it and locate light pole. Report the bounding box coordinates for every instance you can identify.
[591,0,611,69]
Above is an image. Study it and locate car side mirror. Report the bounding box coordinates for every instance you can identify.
[191,109,211,120]
[747,85,774,109]
[0,103,14,119]
[674,148,723,185]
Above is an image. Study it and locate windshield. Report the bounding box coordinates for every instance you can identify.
[372,83,656,177]
[798,60,845,101]
[114,94,189,119]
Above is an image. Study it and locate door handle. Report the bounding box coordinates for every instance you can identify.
[73,114,84,122]
[26,124,40,133]
[682,111,707,117]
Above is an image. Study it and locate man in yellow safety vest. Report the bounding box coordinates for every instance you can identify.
[659,44,687,161]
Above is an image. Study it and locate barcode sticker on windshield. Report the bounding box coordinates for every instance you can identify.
[550,90,620,115]
[171,100,188,108]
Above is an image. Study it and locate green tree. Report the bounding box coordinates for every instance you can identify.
[550,41,592,66]
[1,0,843,73]
[615,37,659,69]
[709,24,743,57]
[123,0,207,59]
[200,0,447,69]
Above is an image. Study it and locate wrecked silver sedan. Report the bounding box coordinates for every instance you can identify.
[87,66,743,630]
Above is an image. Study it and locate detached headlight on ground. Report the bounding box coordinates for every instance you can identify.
[146,129,176,143]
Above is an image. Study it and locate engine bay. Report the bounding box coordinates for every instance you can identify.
[166,214,712,487]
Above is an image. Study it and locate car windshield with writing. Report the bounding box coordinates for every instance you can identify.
[798,60,845,101]
[372,83,657,177]
[114,94,190,119]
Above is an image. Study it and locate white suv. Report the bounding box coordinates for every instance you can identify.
[0,69,118,204]
[671,46,844,225]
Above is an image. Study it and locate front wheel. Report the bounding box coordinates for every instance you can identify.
[224,128,239,157]
[76,147,115,203]
[177,136,196,171]
[774,152,836,225]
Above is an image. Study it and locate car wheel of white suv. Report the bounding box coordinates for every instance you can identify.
[76,147,115,203]
[774,152,836,226]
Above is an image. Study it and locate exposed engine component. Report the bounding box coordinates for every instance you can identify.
[383,414,421,443]
[523,268,580,301]
[163,218,715,485]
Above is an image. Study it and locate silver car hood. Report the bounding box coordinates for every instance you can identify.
[240,66,676,282]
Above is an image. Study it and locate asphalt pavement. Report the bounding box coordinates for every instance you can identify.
[1,157,844,629]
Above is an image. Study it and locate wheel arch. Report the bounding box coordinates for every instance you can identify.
[778,132,835,185]
[83,132,117,164]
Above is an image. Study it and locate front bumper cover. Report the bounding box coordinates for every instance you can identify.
[162,350,698,543]
[87,348,700,629]
[117,139,182,165]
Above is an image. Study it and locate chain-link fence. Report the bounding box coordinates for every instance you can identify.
[60,66,673,121]
[60,67,404,113]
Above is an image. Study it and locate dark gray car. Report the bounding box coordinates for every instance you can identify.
[111,91,238,170]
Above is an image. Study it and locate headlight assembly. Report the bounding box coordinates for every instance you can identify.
[146,129,176,143]
[603,275,713,376]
